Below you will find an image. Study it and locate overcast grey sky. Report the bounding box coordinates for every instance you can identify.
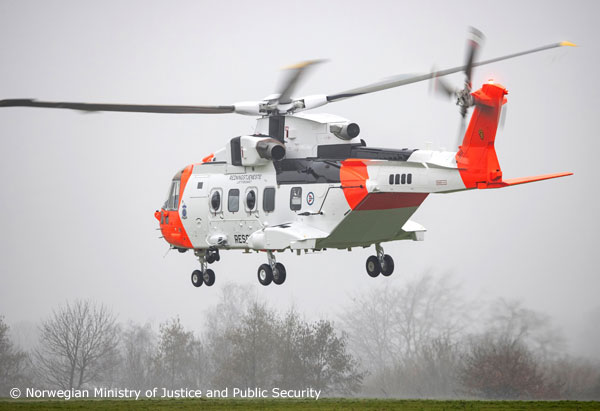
[0,0,598,357]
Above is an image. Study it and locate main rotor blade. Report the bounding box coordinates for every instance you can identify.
[326,41,575,103]
[0,99,236,114]
[277,60,325,105]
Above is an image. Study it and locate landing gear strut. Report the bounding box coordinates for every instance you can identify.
[191,249,217,288]
[366,243,394,277]
[257,251,286,286]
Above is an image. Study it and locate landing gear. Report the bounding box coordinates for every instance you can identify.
[257,251,286,286]
[366,256,381,277]
[257,264,273,286]
[366,244,395,278]
[203,269,216,286]
[273,262,287,285]
[191,270,203,287]
[206,249,220,264]
[191,249,217,288]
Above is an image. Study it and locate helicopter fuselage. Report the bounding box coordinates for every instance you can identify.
[156,148,466,252]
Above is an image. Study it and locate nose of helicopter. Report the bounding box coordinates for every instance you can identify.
[155,164,194,249]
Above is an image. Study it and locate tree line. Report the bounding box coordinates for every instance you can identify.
[1,276,599,399]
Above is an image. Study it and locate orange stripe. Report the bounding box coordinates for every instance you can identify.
[340,160,369,209]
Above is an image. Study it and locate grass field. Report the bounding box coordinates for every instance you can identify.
[1,399,599,410]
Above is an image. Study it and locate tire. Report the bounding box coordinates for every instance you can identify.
[381,254,395,277]
[273,263,287,285]
[191,270,203,287]
[257,264,273,286]
[203,268,216,286]
[366,255,381,277]
[207,254,216,264]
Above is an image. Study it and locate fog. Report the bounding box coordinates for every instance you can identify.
[0,0,598,367]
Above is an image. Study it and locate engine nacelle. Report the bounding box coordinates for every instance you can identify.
[231,136,286,166]
[330,122,360,140]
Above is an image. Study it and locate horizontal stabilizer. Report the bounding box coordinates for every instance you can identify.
[486,172,573,188]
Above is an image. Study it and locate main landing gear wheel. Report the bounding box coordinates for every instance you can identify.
[203,269,216,286]
[273,262,287,285]
[191,270,203,287]
[381,255,395,277]
[258,264,273,286]
[366,256,381,277]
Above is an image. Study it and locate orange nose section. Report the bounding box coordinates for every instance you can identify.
[157,164,194,249]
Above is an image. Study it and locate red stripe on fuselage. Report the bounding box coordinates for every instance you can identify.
[355,192,429,211]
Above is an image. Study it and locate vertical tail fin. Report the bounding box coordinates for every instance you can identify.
[456,82,507,189]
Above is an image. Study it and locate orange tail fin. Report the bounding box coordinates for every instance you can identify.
[456,82,572,189]
[456,82,507,189]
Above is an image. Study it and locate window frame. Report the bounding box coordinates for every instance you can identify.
[263,187,276,213]
[290,186,302,211]
[228,188,240,213]
[245,187,258,212]
[209,189,222,213]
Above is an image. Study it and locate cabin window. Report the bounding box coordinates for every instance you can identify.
[263,187,275,212]
[246,189,257,211]
[407,173,412,184]
[228,189,240,212]
[197,182,203,189]
[401,174,406,184]
[290,187,302,211]
[389,174,394,184]
[395,174,400,184]
[210,190,221,212]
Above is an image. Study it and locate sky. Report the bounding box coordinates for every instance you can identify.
[0,0,598,358]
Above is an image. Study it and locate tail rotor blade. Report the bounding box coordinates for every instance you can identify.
[464,27,485,85]
[499,105,508,130]
[431,71,456,99]
[456,115,467,148]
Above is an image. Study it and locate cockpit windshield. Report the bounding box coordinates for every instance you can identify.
[163,169,183,211]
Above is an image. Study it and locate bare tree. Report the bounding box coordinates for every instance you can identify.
[340,274,470,396]
[119,322,156,390]
[203,283,253,381]
[0,316,28,396]
[459,333,561,399]
[485,299,565,359]
[543,356,600,400]
[34,300,120,389]
[389,336,462,398]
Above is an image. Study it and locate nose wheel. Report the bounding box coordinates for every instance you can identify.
[191,249,217,288]
[366,244,395,277]
[258,251,286,286]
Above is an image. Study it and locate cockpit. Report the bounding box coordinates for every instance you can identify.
[163,169,183,211]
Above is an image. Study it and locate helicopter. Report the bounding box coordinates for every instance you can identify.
[0,29,575,289]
